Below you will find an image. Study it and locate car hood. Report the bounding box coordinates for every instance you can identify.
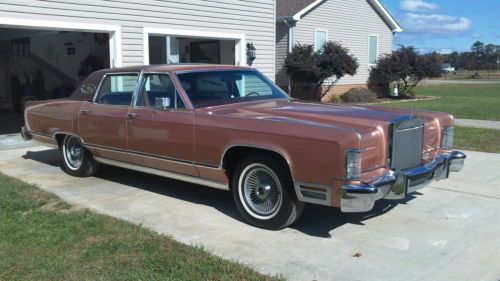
[202,99,413,132]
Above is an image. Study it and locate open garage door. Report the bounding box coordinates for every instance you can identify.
[0,27,113,134]
[144,28,245,67]
[149,36,236,65]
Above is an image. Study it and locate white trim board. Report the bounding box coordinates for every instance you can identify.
[143,27,246,66]
[282,0,403,33]
[0,16,122,67]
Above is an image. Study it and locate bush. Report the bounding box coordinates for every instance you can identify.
[285,42,358,101]
[340,88,377,103]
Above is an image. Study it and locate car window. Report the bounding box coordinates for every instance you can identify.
[177,70,288,108]
[136,74,185,109]
[95,74,138,106]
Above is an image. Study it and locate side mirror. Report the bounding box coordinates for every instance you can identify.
[80,84,96,95]
[155,97,171,110]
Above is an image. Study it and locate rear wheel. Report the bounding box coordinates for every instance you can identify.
[232,155,304,230]
[61,135,99,177]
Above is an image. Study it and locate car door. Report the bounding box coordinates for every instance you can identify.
[78,73,138,162]
[126,73,197,176]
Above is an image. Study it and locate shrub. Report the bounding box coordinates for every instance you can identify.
[368,46,442,98]
[340,88,377,103]
[328,94,342,103]
[285,42,359,101]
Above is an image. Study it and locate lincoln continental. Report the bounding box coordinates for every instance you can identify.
[22,65,466,230]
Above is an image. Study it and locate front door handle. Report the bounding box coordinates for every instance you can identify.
[80,109,92,115]
[127,113,139,119]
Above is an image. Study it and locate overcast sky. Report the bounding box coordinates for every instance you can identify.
[381,0,499,53]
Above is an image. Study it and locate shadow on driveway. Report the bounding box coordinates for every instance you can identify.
[22,149,418,238]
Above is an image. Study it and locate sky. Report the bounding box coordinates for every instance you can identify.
[381,0,500,53]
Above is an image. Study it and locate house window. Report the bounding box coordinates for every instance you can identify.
[368,35,378,65]
[314,29,327,52]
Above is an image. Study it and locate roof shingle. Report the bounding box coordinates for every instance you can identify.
[276,0,317,18]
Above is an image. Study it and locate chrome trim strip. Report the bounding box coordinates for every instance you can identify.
[85,143,220,171]
[85,143,194,165]
[94,157,229,190]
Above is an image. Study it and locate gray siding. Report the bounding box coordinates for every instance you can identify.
[289,0,393,85]
[275,22,289,87]
[0,0,275,79]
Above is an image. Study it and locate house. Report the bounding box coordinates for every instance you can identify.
[441,63,455,72]
[0,0,275,133]
[275,0,402,99]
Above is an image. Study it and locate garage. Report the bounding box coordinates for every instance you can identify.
[0,19,121,135]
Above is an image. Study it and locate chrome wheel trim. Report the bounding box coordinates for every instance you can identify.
[238,163,283,220]
[63,136,83,171]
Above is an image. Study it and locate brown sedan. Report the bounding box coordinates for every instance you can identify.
[22,64,466,230]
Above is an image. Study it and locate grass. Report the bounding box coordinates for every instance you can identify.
[375,84,500,121]
[0,174,282,281]
[454,126,500,153]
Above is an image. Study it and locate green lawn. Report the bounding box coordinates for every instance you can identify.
[455,126,500,153]
[0,174,282,281]
[376,84,500,121]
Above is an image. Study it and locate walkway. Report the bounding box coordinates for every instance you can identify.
[455,119,500,130]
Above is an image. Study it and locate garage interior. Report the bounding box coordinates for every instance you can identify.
[0,27,110,134]
[149,35,235,65]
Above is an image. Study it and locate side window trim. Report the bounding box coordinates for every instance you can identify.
[132,72,188,110]
[92,72,140,106]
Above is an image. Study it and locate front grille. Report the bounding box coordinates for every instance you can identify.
[389,116,424,171]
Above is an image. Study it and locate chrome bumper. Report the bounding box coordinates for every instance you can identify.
[341,151,466,212]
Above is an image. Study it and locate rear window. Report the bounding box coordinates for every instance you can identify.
[95,74,138,106]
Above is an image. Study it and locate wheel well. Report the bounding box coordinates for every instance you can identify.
[222,146,292,183]
[55,134,66,150]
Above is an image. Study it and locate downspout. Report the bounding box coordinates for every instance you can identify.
[284,18,295,95]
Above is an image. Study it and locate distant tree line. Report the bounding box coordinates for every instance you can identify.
[442,41,500,71]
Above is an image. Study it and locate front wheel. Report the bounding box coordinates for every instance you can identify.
[61,135,99,177]
[232,155,304,230]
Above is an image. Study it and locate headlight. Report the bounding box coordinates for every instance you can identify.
[346,150,362,180]
[442,126,454,149]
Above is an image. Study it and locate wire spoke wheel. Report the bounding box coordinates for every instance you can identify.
[239,163,283,219]
[63,136,83,170]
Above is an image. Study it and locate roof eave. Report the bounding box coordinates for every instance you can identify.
[368,0,403,33]
[280,0,403,33]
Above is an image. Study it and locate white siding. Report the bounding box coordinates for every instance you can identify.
[0,0,276,79]
[289,0,393,85]
[275,23,289,87]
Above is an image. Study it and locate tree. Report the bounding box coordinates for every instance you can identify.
[471,41,485,70]
[368,46,441,98]
[285,42,358,101]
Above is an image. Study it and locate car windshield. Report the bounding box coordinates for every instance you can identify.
[176,70,289,108]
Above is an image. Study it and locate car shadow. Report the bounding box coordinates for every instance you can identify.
[290,194,419,238]
[22,149,420,238]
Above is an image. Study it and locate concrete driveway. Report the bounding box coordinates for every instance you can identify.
[1,139,499,281]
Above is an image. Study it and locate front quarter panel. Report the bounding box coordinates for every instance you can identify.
[194,111,361,186]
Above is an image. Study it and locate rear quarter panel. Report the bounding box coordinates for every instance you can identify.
[25,100,84,138]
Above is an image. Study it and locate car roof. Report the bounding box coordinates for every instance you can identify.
[98,64,254,74]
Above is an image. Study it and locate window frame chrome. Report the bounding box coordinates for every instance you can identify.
[92,72,140,107]
[131,72,188,111]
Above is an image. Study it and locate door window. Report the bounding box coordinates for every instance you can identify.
[136,74,185,109]
[95,74,138,105]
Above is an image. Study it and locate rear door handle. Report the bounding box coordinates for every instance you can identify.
[80,109,92,115]
[127,113,139,119]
